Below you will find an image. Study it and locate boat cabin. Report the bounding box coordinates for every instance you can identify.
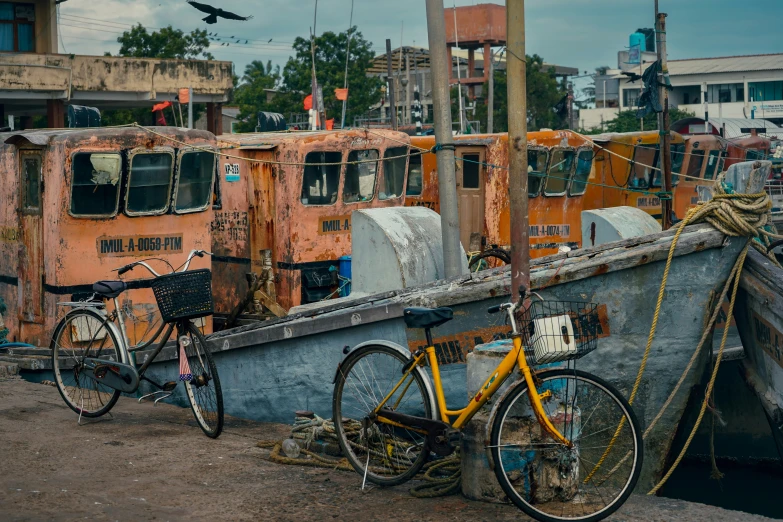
[408,131,594,257]
[585,131,689,222]
[724,134,771,171]
[211,129,411,321]
[0,128,216,346]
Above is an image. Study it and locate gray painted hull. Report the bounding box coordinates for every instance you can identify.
[135,223,745,489]
[734,248,783,459]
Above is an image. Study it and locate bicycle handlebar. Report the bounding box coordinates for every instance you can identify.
[113,250,213,278]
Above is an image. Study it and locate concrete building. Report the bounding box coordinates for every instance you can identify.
[0,0,232,132]
[581,47,783,132]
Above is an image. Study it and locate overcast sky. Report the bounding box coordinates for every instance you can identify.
[58,0,783,94]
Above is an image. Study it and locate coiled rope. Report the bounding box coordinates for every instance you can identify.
[257,415,462,497]
[583,166,783,494]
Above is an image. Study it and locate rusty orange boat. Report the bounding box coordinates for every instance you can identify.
[211,129,412,323]
[0,127,216,347]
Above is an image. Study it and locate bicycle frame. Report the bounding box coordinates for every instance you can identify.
[375,304,572,447]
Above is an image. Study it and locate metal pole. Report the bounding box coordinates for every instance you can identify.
[425,0,463,277]
[406,51,412,126]
[567,82,574,130]
[340,0,354,129]
[506,0,530,296]
[386,39,397,131]
[657,9,673,230]
[187,86,193,129]
[310,0,320,130]
[487,48,494,133]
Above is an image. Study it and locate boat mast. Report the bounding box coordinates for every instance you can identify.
[506,0,531,295]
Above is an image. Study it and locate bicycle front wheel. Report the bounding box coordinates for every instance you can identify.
[490,369,642,522]
[332,344,434,486]
[51,308,122,417]
[178,321,223,438]
[468,249,510,272]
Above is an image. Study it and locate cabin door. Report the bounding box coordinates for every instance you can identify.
[455,147,486,251]
[18,151,44,326]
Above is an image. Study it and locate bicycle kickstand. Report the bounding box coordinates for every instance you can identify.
[138,390,173,405]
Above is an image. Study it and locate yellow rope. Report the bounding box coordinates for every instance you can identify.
[583,170,780,489]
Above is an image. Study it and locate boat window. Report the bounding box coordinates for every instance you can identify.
[528,149,548,197]
[70,152,122,217]
[746,148,766,161]
[21,154,42,212]
[175,151,214,213]
[380,146,407,200]
[568,149,593,196]
[343,149,378,203]
[704,150,722,180]
[686,150,705,179]
[544,148,574,196]
[126,152,173,215]
[652,143,685,187]
[629,145,657,189]
[301,151,342,205]
[406,154,423,196]
[461,154,481,189]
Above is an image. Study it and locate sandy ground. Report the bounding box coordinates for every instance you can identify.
[0,376,775,522]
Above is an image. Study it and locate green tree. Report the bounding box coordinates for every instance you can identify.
[471,54,567,133]
[232,60,281,133]
[117,24,213,60]
[270,27,382,126]
[101,24,213,127]
[598,107,695,134]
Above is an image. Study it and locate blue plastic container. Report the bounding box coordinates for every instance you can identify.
[338,256,352,297]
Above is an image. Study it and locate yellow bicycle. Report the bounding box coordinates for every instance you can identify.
[332,287,642,522]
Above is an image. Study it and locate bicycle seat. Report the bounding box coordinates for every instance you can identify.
[93,280,127,299]
[403,307,453,329]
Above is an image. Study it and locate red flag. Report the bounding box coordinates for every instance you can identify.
[303,94,313,111]
[151,101,172,112]
[334,88,348,101]
[154,110,167,126]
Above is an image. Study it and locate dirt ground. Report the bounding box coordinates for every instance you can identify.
[0,377,775,522]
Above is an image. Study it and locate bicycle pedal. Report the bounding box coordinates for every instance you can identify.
[162,381,177,392]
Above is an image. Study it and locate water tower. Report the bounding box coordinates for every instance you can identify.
[444,3,506,98]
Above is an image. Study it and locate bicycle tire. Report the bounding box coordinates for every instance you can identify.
[51,308,122,418]
[490,369,643,522]
[179,321,224,438]
[332,344,434,486]
[468,249,510,272]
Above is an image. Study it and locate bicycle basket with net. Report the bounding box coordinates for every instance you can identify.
[517,301,600,365]
[151,269,214,323]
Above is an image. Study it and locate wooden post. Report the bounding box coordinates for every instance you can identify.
[425,0,463,277]
[46,99,65,128]
[487,48,494,134]
[207,102,223,135]
[657,6,673,230]
[386,39,397,131]
[506,0,530,296]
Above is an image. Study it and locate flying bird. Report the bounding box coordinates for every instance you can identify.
[186,1,254,24]
[245,40,248,44]
[267,38,273,43]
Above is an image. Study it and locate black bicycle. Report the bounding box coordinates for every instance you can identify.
[50,249,224,438]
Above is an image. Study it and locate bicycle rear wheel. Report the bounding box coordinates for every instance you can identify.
[178,321,223,438]
[490,369,642,522]
[332,344,434,486]
[51,308,122,417]
[469,249,510,272]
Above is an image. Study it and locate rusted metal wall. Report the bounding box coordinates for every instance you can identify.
[443,4,507,45]
[0,128,215,346]
[212,130,412,313]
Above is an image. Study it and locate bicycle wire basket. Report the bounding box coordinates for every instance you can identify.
[151,269,214,323]
[516,301,600,365]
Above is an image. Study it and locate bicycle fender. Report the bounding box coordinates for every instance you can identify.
[60,308,129,365]
[332,339,439,421]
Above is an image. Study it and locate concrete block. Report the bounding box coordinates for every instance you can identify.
[461,339,516,502]
[0,363,19,378]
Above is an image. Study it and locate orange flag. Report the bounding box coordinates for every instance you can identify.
[178,88,190,104]
[334,88,348,101]
[326,118,335,130]
[303,94,313,111]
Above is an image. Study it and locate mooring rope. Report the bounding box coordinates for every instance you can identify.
[582,166,783,493]
[257,415,462,497]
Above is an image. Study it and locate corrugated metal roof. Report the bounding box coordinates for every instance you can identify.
[671,117,783,139]
[668,53,783,76]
